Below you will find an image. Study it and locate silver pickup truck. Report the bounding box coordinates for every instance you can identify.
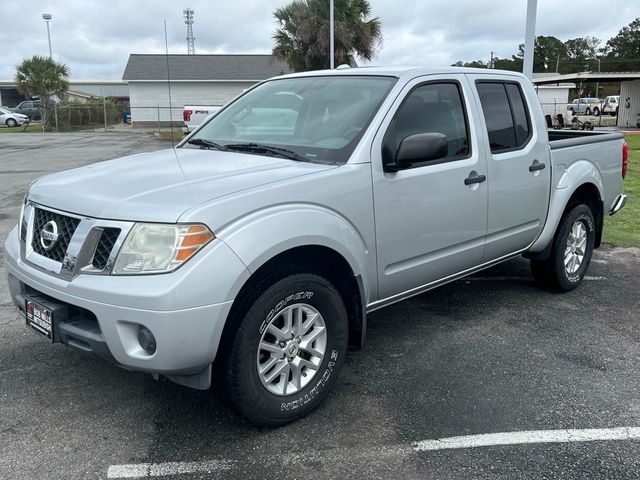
[4,67,628,425]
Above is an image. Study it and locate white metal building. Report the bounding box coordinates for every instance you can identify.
[619,80,640,128]
[532,73,574,117]
[122,54,291,127]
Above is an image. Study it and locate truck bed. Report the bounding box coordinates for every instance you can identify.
[548,129,623,148]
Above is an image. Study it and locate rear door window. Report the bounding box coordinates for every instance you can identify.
[476,82,531,153]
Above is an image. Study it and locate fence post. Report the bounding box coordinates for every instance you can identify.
[103,96,108,131]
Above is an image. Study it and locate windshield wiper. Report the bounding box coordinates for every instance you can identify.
[224,143,310,162]
[187,138,229,151]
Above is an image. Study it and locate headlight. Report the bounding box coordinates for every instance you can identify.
[113,223,214,275]
[19,195,27,241]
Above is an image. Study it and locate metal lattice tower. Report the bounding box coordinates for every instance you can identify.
[183,8,195,55]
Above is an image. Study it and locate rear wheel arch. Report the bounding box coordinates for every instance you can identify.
[527,181,603,261]
[566,182,603,248]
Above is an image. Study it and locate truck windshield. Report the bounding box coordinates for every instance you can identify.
[186,75,397,164]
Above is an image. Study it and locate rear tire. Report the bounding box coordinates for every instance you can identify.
[530,204,595,292]
[222,272,348,426]
[585,107,592,115]
[593,107,600,116]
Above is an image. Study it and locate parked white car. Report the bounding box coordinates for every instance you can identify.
[0,107,29,127]
[602,95,620,116]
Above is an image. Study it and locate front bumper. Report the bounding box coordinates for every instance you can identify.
[4,226,249,388]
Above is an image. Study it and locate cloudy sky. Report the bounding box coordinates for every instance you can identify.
[0,0,638,80]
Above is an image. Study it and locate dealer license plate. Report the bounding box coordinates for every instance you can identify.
[25,297,54,341]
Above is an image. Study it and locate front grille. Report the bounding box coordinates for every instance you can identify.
[31,208,81,262]
[91,228,120,270]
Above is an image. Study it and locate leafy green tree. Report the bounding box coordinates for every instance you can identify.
[452,56,521,72]
[493,56,522,72]
[564,36,600,72]
[273,0,382,72]
[15,55,69,130]
[517,35,568,73]
[602,18,640,71]
[451,60,488,68]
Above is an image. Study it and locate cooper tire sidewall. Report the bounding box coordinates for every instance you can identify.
[234,274,347,422]
[557,207,595,286]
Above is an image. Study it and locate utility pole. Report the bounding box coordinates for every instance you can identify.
[596,58,601,98]
[184,8,195,55]
[329,0,334,69]
[523,0,537,80]
[490,51,494,69]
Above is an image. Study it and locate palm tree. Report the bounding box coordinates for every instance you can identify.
[273,0,382,72]
[15,55,69,130]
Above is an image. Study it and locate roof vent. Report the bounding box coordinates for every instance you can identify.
[336,64,351,70]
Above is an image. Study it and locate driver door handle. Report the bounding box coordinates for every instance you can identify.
[529,160,546,172]
[464,173,487,185]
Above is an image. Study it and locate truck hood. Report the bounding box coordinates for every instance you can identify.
[28,148,338,222]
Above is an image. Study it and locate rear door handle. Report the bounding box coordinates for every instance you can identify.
[464,173,487,185]
[529,160,546,172]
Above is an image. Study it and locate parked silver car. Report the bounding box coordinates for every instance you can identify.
[0,107,29,127]
[567,97,602,116]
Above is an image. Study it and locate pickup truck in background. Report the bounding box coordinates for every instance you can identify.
[182,105,221,134]
[603,95,620,116]
[5,67,627,426]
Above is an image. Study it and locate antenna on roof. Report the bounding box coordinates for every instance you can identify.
[184,8,195,55]
[164,20,175,148]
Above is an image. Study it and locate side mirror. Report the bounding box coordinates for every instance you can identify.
[393,133,448,169]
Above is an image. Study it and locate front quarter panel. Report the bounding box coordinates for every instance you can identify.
[215,204,373,303]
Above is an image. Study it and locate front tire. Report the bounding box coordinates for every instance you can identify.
[222,272,348,426]
[6,118,17,127]
[585,107,592,115]
[531,204,595,292]
[593,107,600,116]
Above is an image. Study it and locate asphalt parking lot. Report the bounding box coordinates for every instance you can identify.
[1,132,639,479]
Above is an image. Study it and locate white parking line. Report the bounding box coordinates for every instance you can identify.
[463,275,606,282]
[107,427,640,478]
[413,427,640,452]
[107,459,234,479]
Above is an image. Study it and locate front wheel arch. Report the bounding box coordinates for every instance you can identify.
[217,245,365,365]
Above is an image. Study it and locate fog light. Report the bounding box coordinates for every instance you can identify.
[137,326,156,354]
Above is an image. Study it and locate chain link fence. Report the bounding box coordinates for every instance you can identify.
[50,100,125,131]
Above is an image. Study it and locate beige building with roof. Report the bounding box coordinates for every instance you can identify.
[122,54,291,127]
